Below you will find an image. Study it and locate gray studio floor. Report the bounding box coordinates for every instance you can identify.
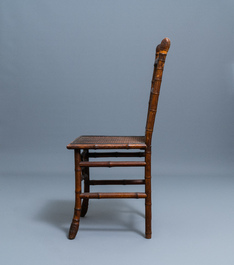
[1,154,234,265]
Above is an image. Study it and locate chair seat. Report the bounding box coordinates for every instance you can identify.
[67,135,146,149]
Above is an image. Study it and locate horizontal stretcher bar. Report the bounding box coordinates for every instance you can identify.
[79,161,146,167]
[79,192,147,199]
[88,152,145,158]
[88,179,145,185]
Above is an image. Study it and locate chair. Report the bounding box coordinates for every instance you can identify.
[67,37,171,239]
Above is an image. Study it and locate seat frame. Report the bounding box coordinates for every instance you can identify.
[67,38,170,239]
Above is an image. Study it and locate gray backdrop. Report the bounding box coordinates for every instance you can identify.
[1,0,234,172]
[1,1,233,264]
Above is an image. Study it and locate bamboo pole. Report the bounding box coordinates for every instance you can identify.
[88,152,145,158]
[81,149,89,217]
[145,147,152,239]
[145,38,170,146]
[80,192,147,199]
[69,149,82,240]
[89,179,145,185]
[79,161,146,167]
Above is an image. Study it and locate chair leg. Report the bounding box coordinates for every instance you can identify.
[145,148,152,239]
[69,149,82,240]
[81,150,90,217]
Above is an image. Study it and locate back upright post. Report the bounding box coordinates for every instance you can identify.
[145,38,171,238]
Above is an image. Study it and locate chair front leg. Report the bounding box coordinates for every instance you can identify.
[69,149,82,240]
[145,147,152,239]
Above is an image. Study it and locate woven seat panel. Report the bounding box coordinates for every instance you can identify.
[67,136,146,149]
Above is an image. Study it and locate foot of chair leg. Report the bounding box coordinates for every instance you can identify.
[81,199,89,217]
[145,204,152,239]
[68,220,80,240]
[145,232,152,239]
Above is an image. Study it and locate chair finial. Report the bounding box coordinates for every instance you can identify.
[160,38,171,53]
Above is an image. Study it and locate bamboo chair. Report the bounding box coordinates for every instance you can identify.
[67,37,171,239]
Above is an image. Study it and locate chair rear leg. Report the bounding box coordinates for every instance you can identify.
[81,169,89,217]
[145,148,152,239]
[69,149,82,240]
[81,149,90,217]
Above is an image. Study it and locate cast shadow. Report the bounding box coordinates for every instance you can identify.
[36,199,145,237]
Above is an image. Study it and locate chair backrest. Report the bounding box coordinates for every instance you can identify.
[145,38,171,147]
